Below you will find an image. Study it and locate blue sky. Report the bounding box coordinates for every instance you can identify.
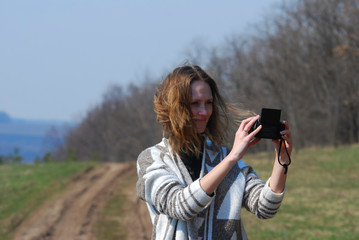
[0,0,283,122]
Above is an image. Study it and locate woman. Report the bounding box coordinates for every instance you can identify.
[136,65,292,239]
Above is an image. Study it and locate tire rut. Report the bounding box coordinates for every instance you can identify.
[13,163,135,240]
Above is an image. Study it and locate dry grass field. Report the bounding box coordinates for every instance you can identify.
[2,144,358,240]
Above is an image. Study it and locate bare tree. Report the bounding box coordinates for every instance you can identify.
[60,80,162,162]
[194,0,359,149]
[58,0,359,162]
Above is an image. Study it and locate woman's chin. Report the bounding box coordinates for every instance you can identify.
[196,127,206,133]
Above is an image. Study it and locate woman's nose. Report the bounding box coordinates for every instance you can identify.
[198,104,208,115]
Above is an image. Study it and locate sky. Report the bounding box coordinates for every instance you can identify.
[0,0,283,122]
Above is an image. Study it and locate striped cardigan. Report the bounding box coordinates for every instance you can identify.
[136,138,285,240]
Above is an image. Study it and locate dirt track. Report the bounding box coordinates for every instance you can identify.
[13,163,152,240]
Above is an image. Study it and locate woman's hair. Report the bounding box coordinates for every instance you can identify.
[154,65,231,156]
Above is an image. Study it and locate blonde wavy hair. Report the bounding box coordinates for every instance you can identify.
[154,65,232,156]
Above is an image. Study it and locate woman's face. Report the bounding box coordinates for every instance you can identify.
[190,80,213,133]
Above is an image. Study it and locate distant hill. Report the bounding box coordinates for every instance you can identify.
[0,112,11,122]
[0,111,76,163]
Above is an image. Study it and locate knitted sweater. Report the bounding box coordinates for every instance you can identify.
[136,138,285,240]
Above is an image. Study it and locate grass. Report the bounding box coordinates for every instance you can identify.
[94,166,138,240]
[0,161,96,240]
[95,144,359,240]
[1,144,358,240]
[241,144,359,239]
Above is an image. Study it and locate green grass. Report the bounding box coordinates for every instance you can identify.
[93,186,128,240]
[94,167,138,240]
[2,144,358,240]
[93,144,359,240]
[241,144,359,239]
[0,161,96,240]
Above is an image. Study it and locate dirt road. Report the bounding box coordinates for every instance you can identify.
[13,163,152,240]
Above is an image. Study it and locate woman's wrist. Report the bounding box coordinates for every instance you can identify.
[224,152,240,164]
[276,151,291,175]
[277,155,290,165]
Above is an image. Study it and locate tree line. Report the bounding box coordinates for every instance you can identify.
[0,148,22,164]
[54,0,359,162]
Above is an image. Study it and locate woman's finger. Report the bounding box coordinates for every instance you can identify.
[240,115,258,127]
[282,120,290,130]
[242,115,260,132]
[248,124,262,138]
[249,134,262,146]
[280,130,291,138]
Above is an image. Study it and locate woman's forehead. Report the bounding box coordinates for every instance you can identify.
[191,81,213,99]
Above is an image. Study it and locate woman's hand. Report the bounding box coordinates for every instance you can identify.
[200,115,262,195]
[227,115,262,162]
[270,120,293,193]
[272,120,292,164]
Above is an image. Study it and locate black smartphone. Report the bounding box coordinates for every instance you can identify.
[249,108,284,139]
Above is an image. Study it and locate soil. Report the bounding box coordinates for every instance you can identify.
[13,162,152,240]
